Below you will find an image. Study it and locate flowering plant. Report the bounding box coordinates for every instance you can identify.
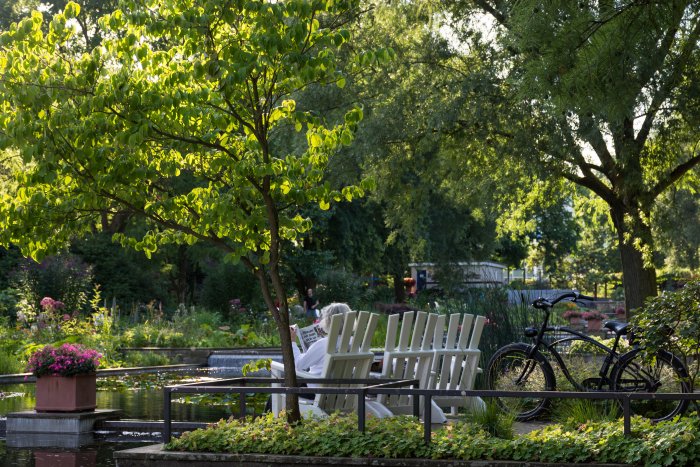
[26,344,102,377]
[582,310,607,321]
[562,309,582,319]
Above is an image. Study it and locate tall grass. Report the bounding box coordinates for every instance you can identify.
[551,399,620,427]
[0,349,23,375]
[470,399,516,439]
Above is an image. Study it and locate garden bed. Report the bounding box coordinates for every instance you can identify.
[149,413,700,467]
[114,444,631,467]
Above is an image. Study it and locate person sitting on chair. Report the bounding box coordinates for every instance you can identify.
[265,303,349,412]
[291,302,349,376]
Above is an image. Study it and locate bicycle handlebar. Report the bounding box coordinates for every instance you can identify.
[532,291,595,310]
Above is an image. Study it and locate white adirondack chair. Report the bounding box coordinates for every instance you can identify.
[378,311,448,423]
[429,313,487,415]
[271,310,391,418]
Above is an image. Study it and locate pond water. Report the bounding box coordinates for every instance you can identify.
[0,368,256,466]
[0,440,146,467]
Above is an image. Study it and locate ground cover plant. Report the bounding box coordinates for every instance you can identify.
[167,413,700,467]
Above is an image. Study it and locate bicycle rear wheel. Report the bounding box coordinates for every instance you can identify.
[486,343,556,421]
[612,348,690,422]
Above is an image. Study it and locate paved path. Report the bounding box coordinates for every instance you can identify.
[513,420,552,435]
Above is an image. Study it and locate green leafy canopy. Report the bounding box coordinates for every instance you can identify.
[0,0,367,265]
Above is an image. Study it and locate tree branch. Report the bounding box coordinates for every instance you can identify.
[650,146,700,199]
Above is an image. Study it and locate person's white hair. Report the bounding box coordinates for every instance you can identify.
[318,302,351,333]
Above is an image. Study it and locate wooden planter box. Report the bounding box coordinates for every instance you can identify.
[567,317,582,326]
[586,319,603,332]
[35,374,97,412]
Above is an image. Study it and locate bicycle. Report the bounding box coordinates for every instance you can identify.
[486,291,690,422]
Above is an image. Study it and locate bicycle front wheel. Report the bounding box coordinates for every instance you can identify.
[486,343,556,421]
[612,348,690,422]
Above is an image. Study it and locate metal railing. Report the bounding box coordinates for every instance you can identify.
[163,378,700,445]
[163,377,419,443]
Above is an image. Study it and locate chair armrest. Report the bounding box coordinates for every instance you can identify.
[270,361,314,380]
[270,360,285,377]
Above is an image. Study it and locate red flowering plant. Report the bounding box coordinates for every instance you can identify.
[582,310,607,321]
[562,309,582,319]
[26,343,102,377]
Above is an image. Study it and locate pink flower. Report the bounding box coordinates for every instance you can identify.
[26,343,102,377]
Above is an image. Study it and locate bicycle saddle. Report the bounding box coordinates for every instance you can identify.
[604,320,628,336]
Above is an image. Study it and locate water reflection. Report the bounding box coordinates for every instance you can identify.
[35,450,97,467]
[1,441,147,467]
[0,369,251,466]
[1,371,240,422]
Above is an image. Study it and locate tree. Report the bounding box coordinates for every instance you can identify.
[498,180,580,280]
[556,191,621,296]
[446,0,700,310]
[0,0,118,48]
[0,0,370,422]
[344,0,504,291]
[654,184,700,273]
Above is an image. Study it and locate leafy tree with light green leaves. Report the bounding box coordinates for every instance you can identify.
[0,0,375,421]
[0,0,118,49]
[444,0,700,311]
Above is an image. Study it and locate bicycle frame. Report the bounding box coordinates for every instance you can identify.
[531,325,625,391]
[488,291,690,422]
[526,301,629,391]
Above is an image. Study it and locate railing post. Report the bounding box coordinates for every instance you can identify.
[163,387,172,444]
[239,380,246,418]
[623,396,631,437]
[358,388,366,433]
[239,391,247,419]
[423,393,432,445]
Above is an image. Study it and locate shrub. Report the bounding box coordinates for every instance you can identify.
[166,413,700,466]
[632,279,700,383]
[315,269,365,307]
[16,254,94,316]
[168,413,431,459]
[122,351,172,367]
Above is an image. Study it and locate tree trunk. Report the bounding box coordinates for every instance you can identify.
[610,205,657,313]
[272,305,302,422]
[254,267,301,423]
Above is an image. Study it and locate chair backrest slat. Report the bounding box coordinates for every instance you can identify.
[380,312,437,410]
[469,315,486,350]
[385,314,400,352]
[457,314,474,349]
[318,311,378,413]
[409,311,428,351]
[398,311,414,350]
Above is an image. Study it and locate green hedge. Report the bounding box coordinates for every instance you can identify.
[167,413,700,467]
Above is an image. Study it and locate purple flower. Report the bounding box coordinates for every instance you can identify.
[26,343,102,377]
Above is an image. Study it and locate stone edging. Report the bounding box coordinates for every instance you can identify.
[113,444,632,467]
